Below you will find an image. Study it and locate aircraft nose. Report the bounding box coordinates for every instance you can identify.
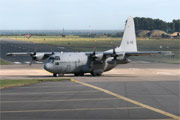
[44,63,53,72]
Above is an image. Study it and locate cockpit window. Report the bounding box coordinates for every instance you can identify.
[48,57,54,63]
[55,56,60,61]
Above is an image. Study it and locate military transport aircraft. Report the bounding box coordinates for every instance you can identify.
[7,17,172,77]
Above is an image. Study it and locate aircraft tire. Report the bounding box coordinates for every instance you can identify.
[91,72,102,76]
[96,73,102,76]
[90,72,96,76]
[74,73,84,76]
[80,73,84,76]
[53,73,57,77]
[74,73,80,76]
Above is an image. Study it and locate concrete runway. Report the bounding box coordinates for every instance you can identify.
[0,63,180,120]
[0,38,180,119]
[0,38,71,64]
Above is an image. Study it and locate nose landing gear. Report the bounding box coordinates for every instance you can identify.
[53,73,57,77]
[53,73,64,77]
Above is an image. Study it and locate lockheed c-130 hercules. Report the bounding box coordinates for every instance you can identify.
[7,17,172,77]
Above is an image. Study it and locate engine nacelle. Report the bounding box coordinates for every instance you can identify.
[32,53,45,61]
[94,54,104,61]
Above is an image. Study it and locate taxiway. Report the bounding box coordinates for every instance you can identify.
[0,63,179,120]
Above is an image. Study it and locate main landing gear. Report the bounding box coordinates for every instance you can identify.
[74,73,84,76]
[90,72,102,76]
[53,72,102,77]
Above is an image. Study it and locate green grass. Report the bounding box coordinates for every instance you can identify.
[0,58,11,65]
[0,79,70,89]
[1,35,179,64]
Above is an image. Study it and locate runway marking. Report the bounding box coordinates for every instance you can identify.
[71,79,180,120]
[1,90,99,95]
[13,62,21,64]
[19,85,84,88]
[157,72,176,76]
[1,97,118,103]
[0,107,142,113]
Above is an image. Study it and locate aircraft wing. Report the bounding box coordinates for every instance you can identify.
[125,51,173,56]
[7,52,54,61]
[6,52,31,56]
[6,52,53,56]
[86,51,173,61]
[103,51,173,56]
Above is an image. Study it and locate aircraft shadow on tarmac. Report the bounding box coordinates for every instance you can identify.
[24,74,138,78]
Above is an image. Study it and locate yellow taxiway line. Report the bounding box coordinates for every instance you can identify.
[71,79,180,120]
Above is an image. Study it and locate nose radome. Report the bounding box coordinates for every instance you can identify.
[44,63,53,72]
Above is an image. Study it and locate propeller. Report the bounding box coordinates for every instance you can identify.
[50,47,55,55]
[29,46,38,66]
[90,46,97,68]
[29,52,36,66]
[112,46,118,60]
[29,59,33,66]
[92,46,96,59]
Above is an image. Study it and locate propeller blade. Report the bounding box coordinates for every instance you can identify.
[89,46,97,68]
[29,50,36,66]
[90,61,94,68]
[112,46,117,60]
[93,46,96,55]
[50,48,54,55]
[113,47,116,54]
[29,59,33,66]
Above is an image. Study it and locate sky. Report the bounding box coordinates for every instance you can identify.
[0,0,179,30]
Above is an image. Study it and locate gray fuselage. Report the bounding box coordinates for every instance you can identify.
[44,52,126,75]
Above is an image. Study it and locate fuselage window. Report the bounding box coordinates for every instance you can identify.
[55,56,60,61]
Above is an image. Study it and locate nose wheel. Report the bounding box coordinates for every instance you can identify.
[53,73,57,77]
[53,73,64,77]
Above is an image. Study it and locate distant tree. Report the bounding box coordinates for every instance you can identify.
[174,20,180,32]
[134,17,180,33]
[112,32,123,37]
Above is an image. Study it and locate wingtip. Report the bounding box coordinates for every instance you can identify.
[166,51,174,55]
[6,53,12,56]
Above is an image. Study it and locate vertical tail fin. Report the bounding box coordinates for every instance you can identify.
[117,17,137,52]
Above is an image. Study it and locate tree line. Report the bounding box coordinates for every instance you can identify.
[134,17,180,33]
